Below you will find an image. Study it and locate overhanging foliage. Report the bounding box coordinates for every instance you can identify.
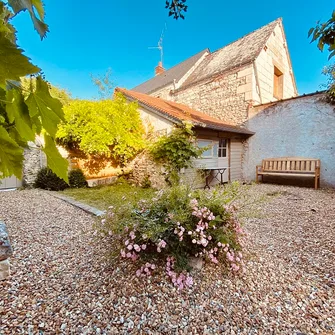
[0,1,68,181]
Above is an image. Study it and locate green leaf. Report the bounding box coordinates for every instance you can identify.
[0,126,23,178]
[6,88,35,141]
[0,3,16,42]
[43,134,68,182]
[7,0,49,39]
[31,0,45,19]
[0,33,40,88]
[26,76,64,137]
[308,27,314,37]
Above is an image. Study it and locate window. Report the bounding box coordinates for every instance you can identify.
[273,66,283,99]
[197,139,227,158]
[197,140,215,158]
[218,139,227,158]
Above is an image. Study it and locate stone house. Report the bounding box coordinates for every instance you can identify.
[116,88,254,187]
[131,18,335,188]
[134,18,297,125]
[1,18,334,189]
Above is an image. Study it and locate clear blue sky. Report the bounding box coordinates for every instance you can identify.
[12,0,334,99]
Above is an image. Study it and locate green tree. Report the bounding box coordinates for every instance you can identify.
[322,64,335,104]
[165,0,188,19]
[91,68,115,100]
[309,11,335,103]
[57,93,145,166]
[309,11,335,59]
[0,1,68,181]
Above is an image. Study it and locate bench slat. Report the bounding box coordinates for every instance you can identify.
[258,172,315,177]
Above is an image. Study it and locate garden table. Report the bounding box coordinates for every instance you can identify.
[200,167,230,189]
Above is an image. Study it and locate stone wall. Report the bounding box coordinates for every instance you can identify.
[22,142,46,187]
[172,64,253,125]
[243,94,335,187]
[127,151,167,189]
[0,221,13,280]
[150,84,174,100]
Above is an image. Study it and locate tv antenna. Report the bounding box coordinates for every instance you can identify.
[148,23,167,65]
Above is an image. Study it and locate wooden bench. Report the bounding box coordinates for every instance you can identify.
[256,157,321,189]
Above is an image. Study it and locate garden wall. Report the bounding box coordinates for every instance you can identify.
[243,93,335,188]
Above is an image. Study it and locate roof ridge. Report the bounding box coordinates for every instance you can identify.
[210,18,281,56]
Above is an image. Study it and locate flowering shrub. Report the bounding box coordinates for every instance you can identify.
[97,182,246,290]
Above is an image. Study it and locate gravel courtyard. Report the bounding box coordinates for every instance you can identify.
[0,185,334,334]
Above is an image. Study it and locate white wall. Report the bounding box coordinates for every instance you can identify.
[138,106,174,134]
[0,176,22,189]
[243,94,335,187]
[253,23,297,105]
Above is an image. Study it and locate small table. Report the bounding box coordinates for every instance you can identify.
[201,167,229,189]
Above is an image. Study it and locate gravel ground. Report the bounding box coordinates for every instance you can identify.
[0,186,334,335]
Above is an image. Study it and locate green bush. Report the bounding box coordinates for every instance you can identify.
[96,182,246,290]
[150,123,204,184]
[68,169,88,188]
[34,168,69,191]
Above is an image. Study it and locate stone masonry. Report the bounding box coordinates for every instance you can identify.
[0,221,13,280]
[128,151,167,189]
[22,142,46,187]
[172,65,252,125]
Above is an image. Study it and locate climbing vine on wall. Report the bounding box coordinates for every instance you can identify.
[57,93,146,166]
[150,123,204,184]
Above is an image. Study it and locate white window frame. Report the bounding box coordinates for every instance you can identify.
[197,139,219,159]
[197,139,228,159]
[218,139,227,158]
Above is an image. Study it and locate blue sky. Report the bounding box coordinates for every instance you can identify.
[12,0,334,99]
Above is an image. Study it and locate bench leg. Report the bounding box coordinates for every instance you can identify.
[315,175,319,190]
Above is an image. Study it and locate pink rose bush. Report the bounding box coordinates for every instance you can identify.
[97,183,246,290]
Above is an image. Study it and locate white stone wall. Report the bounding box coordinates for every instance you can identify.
[243,94,335,187]
[253,23,297,104]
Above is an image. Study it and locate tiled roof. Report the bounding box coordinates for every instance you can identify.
[180,19,281,88]
[132,49,208,94]
[116,88,254,135]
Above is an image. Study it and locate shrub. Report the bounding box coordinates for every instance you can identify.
[150,123,204,184]
[96,182,246,290]
[34,168,69,191]
[68,169,88,188]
